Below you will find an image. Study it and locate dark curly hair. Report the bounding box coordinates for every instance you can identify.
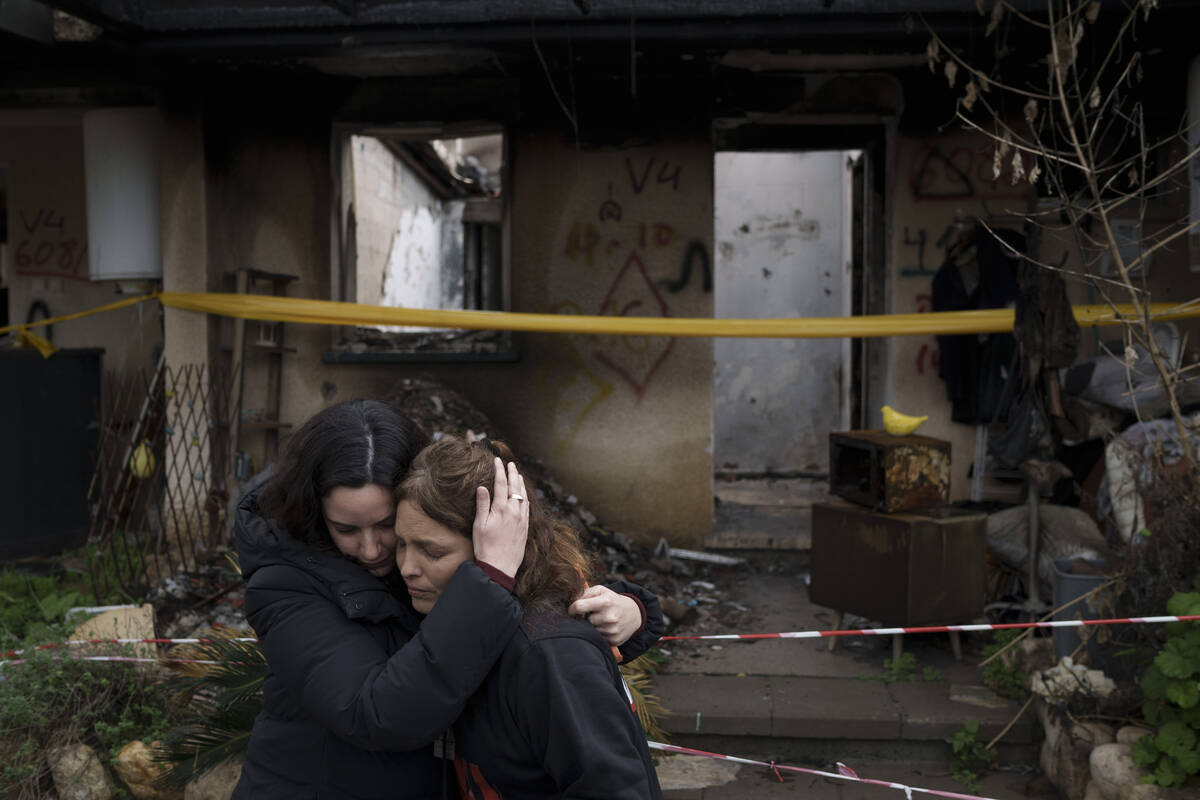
[395,437,590,611]
[258,399,429,550]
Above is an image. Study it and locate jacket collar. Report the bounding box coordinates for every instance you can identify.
[235,484,418,627]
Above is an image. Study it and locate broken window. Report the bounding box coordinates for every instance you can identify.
[329,125,512,361]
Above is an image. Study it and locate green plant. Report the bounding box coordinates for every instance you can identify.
[860,652,943,683]
[152,634,267,789]
[981,630,1031,701]
[1131,587,1200,789]
[947,719,991,793]
[0,624,178,799]
[0,543,136,647]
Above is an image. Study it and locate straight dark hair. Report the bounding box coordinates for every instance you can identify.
[258,399,430,550]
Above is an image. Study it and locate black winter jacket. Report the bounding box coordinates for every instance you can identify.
[453,609,664,799]
[232,487,522,800]
[232,488,663,800]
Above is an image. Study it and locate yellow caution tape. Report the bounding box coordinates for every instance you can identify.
[3,289,1198,341]
[14,328,58,358]
[157,292,1200,338]
[0,293,156,337]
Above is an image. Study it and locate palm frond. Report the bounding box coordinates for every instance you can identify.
[153,626,265,789]
[161,631,266,709]
[621,657,668,742]
[152,700,259,789]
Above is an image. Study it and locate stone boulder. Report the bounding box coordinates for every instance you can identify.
[183,757,243,800]
[48,743,115,800]
[113,741,183,800]
[1037,701,1114,800]
[1115,726,1152,745]
[1090,743,1139,800]
[1116,784,1197,800]
[1075,721,1116,747]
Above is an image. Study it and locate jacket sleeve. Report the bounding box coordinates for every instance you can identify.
[602,580,665,662]
[246,560,521,751]
[512,637,659,799]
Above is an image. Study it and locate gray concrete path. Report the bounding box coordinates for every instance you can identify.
[657,755,1052,799]
[649,551,1042,799]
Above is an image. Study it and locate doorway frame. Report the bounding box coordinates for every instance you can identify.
[713,115,894,461]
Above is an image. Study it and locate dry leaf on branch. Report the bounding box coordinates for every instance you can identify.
[926,37,940,73]
[1024,98,1038,124]
[1010,149,1025,185]
[985,1,1005,37]
[1085,1,1101,23]
[962,81,979,111]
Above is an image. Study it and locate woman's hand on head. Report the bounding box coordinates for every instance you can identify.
[472,457,529,579]
[569,585,643,646]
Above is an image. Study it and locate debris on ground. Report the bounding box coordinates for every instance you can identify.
[136,375,744,639]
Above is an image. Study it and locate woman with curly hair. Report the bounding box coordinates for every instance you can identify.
[395,436,664,799]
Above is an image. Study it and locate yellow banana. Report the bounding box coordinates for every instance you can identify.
[881,405,928,435]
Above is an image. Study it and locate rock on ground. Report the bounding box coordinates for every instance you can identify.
[1115,725,1152,745]
[1090,743,1138,800]
[49,743,115,800]
[114,741,182,800]
[183,757,243,800]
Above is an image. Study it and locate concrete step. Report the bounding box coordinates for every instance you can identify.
[706,477,828,550]
[649,553,1042,797]
[653,673,1036,764]
[706,502,812,550]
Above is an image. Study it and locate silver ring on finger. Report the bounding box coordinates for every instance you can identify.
[509,493,525,502]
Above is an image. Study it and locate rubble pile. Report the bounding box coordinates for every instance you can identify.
[150,563,246,640]
[385,376,746,633]
[143,376,744,640]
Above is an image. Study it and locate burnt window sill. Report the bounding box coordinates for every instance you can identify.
[323,328,518,365]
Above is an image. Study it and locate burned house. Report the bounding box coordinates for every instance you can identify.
[2,0,1199,555]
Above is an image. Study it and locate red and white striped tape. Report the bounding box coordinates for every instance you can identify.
[660,614,1200,642]
[3,637,258,659]
[649,741,999,800]
[1,654,227,668]
[5,614,1200,659]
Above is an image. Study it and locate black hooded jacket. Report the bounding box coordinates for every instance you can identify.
[453,609,665,799]
[231,488,663,800]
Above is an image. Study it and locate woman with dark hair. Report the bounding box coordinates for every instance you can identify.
[233,399,658,799]
[395,436,664,799]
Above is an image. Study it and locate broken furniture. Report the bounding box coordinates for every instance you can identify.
[816,430,983,661]
[811,498,987,661]
[829,430,950,512]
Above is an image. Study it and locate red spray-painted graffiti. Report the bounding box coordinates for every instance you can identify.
[915,343,941,377]
[13,208,89,281]
[908,143,1031,202]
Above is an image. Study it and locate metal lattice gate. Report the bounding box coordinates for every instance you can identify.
[87,360,239,601]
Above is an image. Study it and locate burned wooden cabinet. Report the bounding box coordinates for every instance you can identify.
[829,430,950,513]
[810,499,986,626]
